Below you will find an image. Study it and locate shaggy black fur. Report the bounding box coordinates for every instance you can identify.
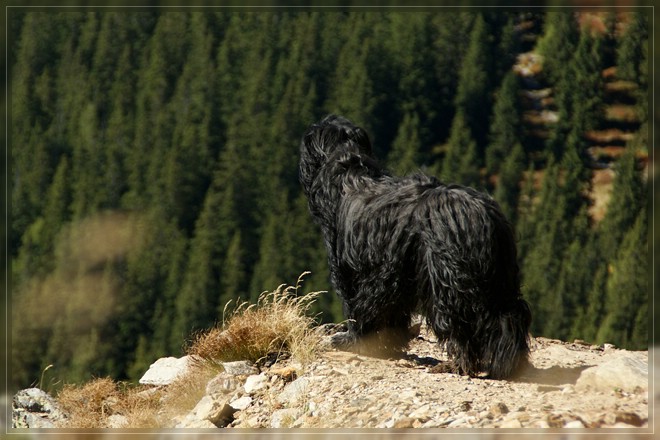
[299,115,532,379]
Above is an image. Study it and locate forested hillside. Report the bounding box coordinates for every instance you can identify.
[9,8,650,390]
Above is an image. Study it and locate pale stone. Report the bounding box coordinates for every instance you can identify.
[270,408,299,428]
[564,420,585,428]
[139,356,192,386]
[447,417,467,427]
[222,361,258,376]
[500,419,522,428]
[408,403,432,420]
[277,376,318,405]
[188,395,235,427]
[206,372,241,396]
[576,352,648,392]
[393,417,416,428]
[244,373,268,394]
[12,388,66,428]
[489,402,509,416]
[230,396,253,411]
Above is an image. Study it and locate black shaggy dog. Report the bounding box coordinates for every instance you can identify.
[299,115,532,379]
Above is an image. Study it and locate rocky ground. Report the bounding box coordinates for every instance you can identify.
[9,324,654,435]
[223,328,651,430]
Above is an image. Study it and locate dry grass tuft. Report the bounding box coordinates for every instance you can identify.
[119,385,164,428]
[56,377,123,428]
[56,377,164,428]
[188,272,324,368]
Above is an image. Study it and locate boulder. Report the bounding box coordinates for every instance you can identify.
[229,396,253,411]
[221,361,258,376]
[270,408,300,428]
[575,352,647,393]
[12,388,67,428]
[206,372,242,396]
[139,356,193,386]
[244,373,268,394]
[176,395,236,428]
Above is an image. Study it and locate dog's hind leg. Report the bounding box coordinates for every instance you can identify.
[339,276,416,357]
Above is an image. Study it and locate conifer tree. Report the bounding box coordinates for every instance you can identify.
[486,71,522,177]
[326,15,376,136]
[249,206,290,301]
[573,265,608,342]
[124,12,187,210]
[515,163,537,258]
[388,111,422,175]
[218,231,247,311]
[536,10,579,85]
[616,11,648,84]
[442,110,481,189]
[570,31,605,136]
[162,12,215,232]
[598,143,645,261]
[104,45,136,208]
[121,211,189,379]
[494,15,520,80]
[428,12,473,147]
[13,156,71,283]
[453,13,492,154]
[173,157,242,340]
[10,12,73,254]
[519,161,563,335]
[380,13,438,155]
[597,209,648,349]
[493,142,525,227]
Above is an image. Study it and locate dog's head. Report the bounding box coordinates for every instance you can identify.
[299,115,373,194]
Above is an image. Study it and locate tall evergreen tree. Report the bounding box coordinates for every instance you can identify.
[124,12,187,211]
[10,12,75,255]
[598,143,646,260]
[387,111,422,175]
[173,148,244,340]
[486,71,522,177]
[162,12,215,232]
[547,29,605,162]
[427,12,472,149]
[441,110,481,189]
[453,13,492,155]
[597,209,648,349]
[13,156,71,284]
[519,161,563,335]
[493,142,525,227]
[616,11,648,84]
[326,14,377,139]
[536,10,580,86]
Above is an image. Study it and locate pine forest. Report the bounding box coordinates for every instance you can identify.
[8,8,651,390]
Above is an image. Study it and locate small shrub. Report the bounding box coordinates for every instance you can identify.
[56,377,122,428]
[187,272,324,369]
[56,377,164,428]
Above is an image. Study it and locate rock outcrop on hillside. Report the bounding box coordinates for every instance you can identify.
[10,325,653,431]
